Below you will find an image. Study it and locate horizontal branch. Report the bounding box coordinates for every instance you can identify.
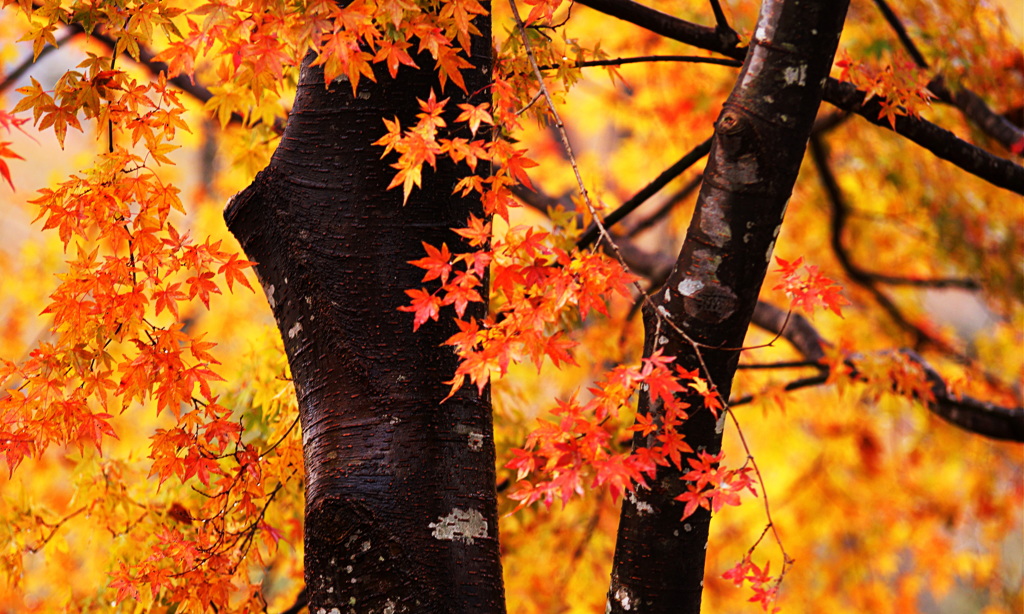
[540,55,742,70]
[746,301,1024,442]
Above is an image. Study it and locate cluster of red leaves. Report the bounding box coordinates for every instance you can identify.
[676,451,756,520]
[722,556,782,613]
[772,256,849,317]
[834,50,935,129]
[500,352,754,510]
[403,223,637,399]
[375,91,496,203]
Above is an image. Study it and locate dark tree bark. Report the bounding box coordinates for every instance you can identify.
[223,16,506,614]
[606,2,850,613]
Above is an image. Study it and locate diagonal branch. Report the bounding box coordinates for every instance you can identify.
[575,0,1024,193]
[577,136,712,249]
[871,0,1024,152]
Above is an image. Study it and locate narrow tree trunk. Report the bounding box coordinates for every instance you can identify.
[224,18,506,613]
[607,2,849,612]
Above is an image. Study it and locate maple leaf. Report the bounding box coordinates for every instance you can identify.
[454,214,492,247]
[153,282,188,319]
[455,102,494,136]
[0,141,25,190]
[398,288,442,330]
[186,271,221,308]
[109,563,141,603]
[772,256,849,317]
[442,269,483,317]
[218,253,256,292]
[628,412,657,437]
[409,242,453,283]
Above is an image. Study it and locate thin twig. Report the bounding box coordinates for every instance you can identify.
[577,136,712,249]
[871,0,929,68]
[540,54,741,70]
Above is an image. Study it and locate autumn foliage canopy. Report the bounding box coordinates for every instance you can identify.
[0,0,1021,611]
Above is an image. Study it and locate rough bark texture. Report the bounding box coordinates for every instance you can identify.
[606,2,849,613]
[224,19,506,614]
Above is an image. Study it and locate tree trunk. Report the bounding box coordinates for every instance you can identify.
[224,18,506,613]
[607,2,850,613]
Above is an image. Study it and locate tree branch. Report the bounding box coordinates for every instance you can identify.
[575,0,1024,193]
[625,173,702,237]
[0,31,76,95]
[541,55,741,70]
[577,136,712,249]
[809,132,977,351]
[743,302,1024,442]
[871,0,1024,152]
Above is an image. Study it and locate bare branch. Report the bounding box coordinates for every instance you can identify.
[541,55,741,70]
[578,136,712,248]
[625,173,702,237]
[809,132,978,350]
[0,31,76,95]
[870,0,929,68]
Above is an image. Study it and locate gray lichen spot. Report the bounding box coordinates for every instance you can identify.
[327,587,334,593]
[663,287,671,302]
[613,586,634,611]
[357,90,371,100]
[429,508,488,544]
[715,411,727,434]
[684,283,738,324]
[266,284,276,308]
[684,523,692,532]
[305,296,313,305]
[783,64,808,86]
[287,321,303,339]
[361,540,371,552]
[678,278,704,297]
[657,335,669,346]
[627,491,654,515]
[468,431,484,451]
[699,202,732,243]
[732,154,760,184]
[383,600,396,614]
